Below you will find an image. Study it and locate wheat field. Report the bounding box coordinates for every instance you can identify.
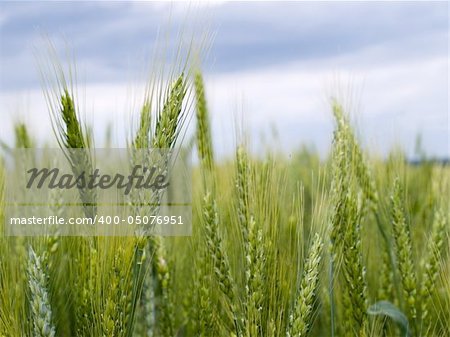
[0,44,449,337]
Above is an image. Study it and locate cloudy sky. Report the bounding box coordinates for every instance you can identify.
[0,1,448,159]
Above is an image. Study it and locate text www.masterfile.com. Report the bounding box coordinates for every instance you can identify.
[9,215,185,226]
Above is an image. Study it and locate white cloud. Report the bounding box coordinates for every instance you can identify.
[0,2,447,158]
[1,50,447,158]
[202,50,448,157]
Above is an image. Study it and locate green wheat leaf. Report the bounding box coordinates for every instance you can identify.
[368,300,411,337]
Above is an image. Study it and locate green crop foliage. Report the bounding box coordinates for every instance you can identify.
[0,43,449,337]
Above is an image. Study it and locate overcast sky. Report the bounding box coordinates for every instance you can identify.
[0,1,448,159]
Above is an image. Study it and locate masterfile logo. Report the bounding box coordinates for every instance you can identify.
[4,148,191,236]
[26,165,170,195]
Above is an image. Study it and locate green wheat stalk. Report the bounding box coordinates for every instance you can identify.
[391,178,417,326]
[341,193,368,337]
[420,208,448,333]
[202,192,241,336]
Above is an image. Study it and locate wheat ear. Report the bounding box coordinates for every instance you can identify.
[152,74,186,149]
[287,233,323,337]
[245,217,266,336]
[27,247,56,337]
[14,123,33,148]
[194,71,214,172]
